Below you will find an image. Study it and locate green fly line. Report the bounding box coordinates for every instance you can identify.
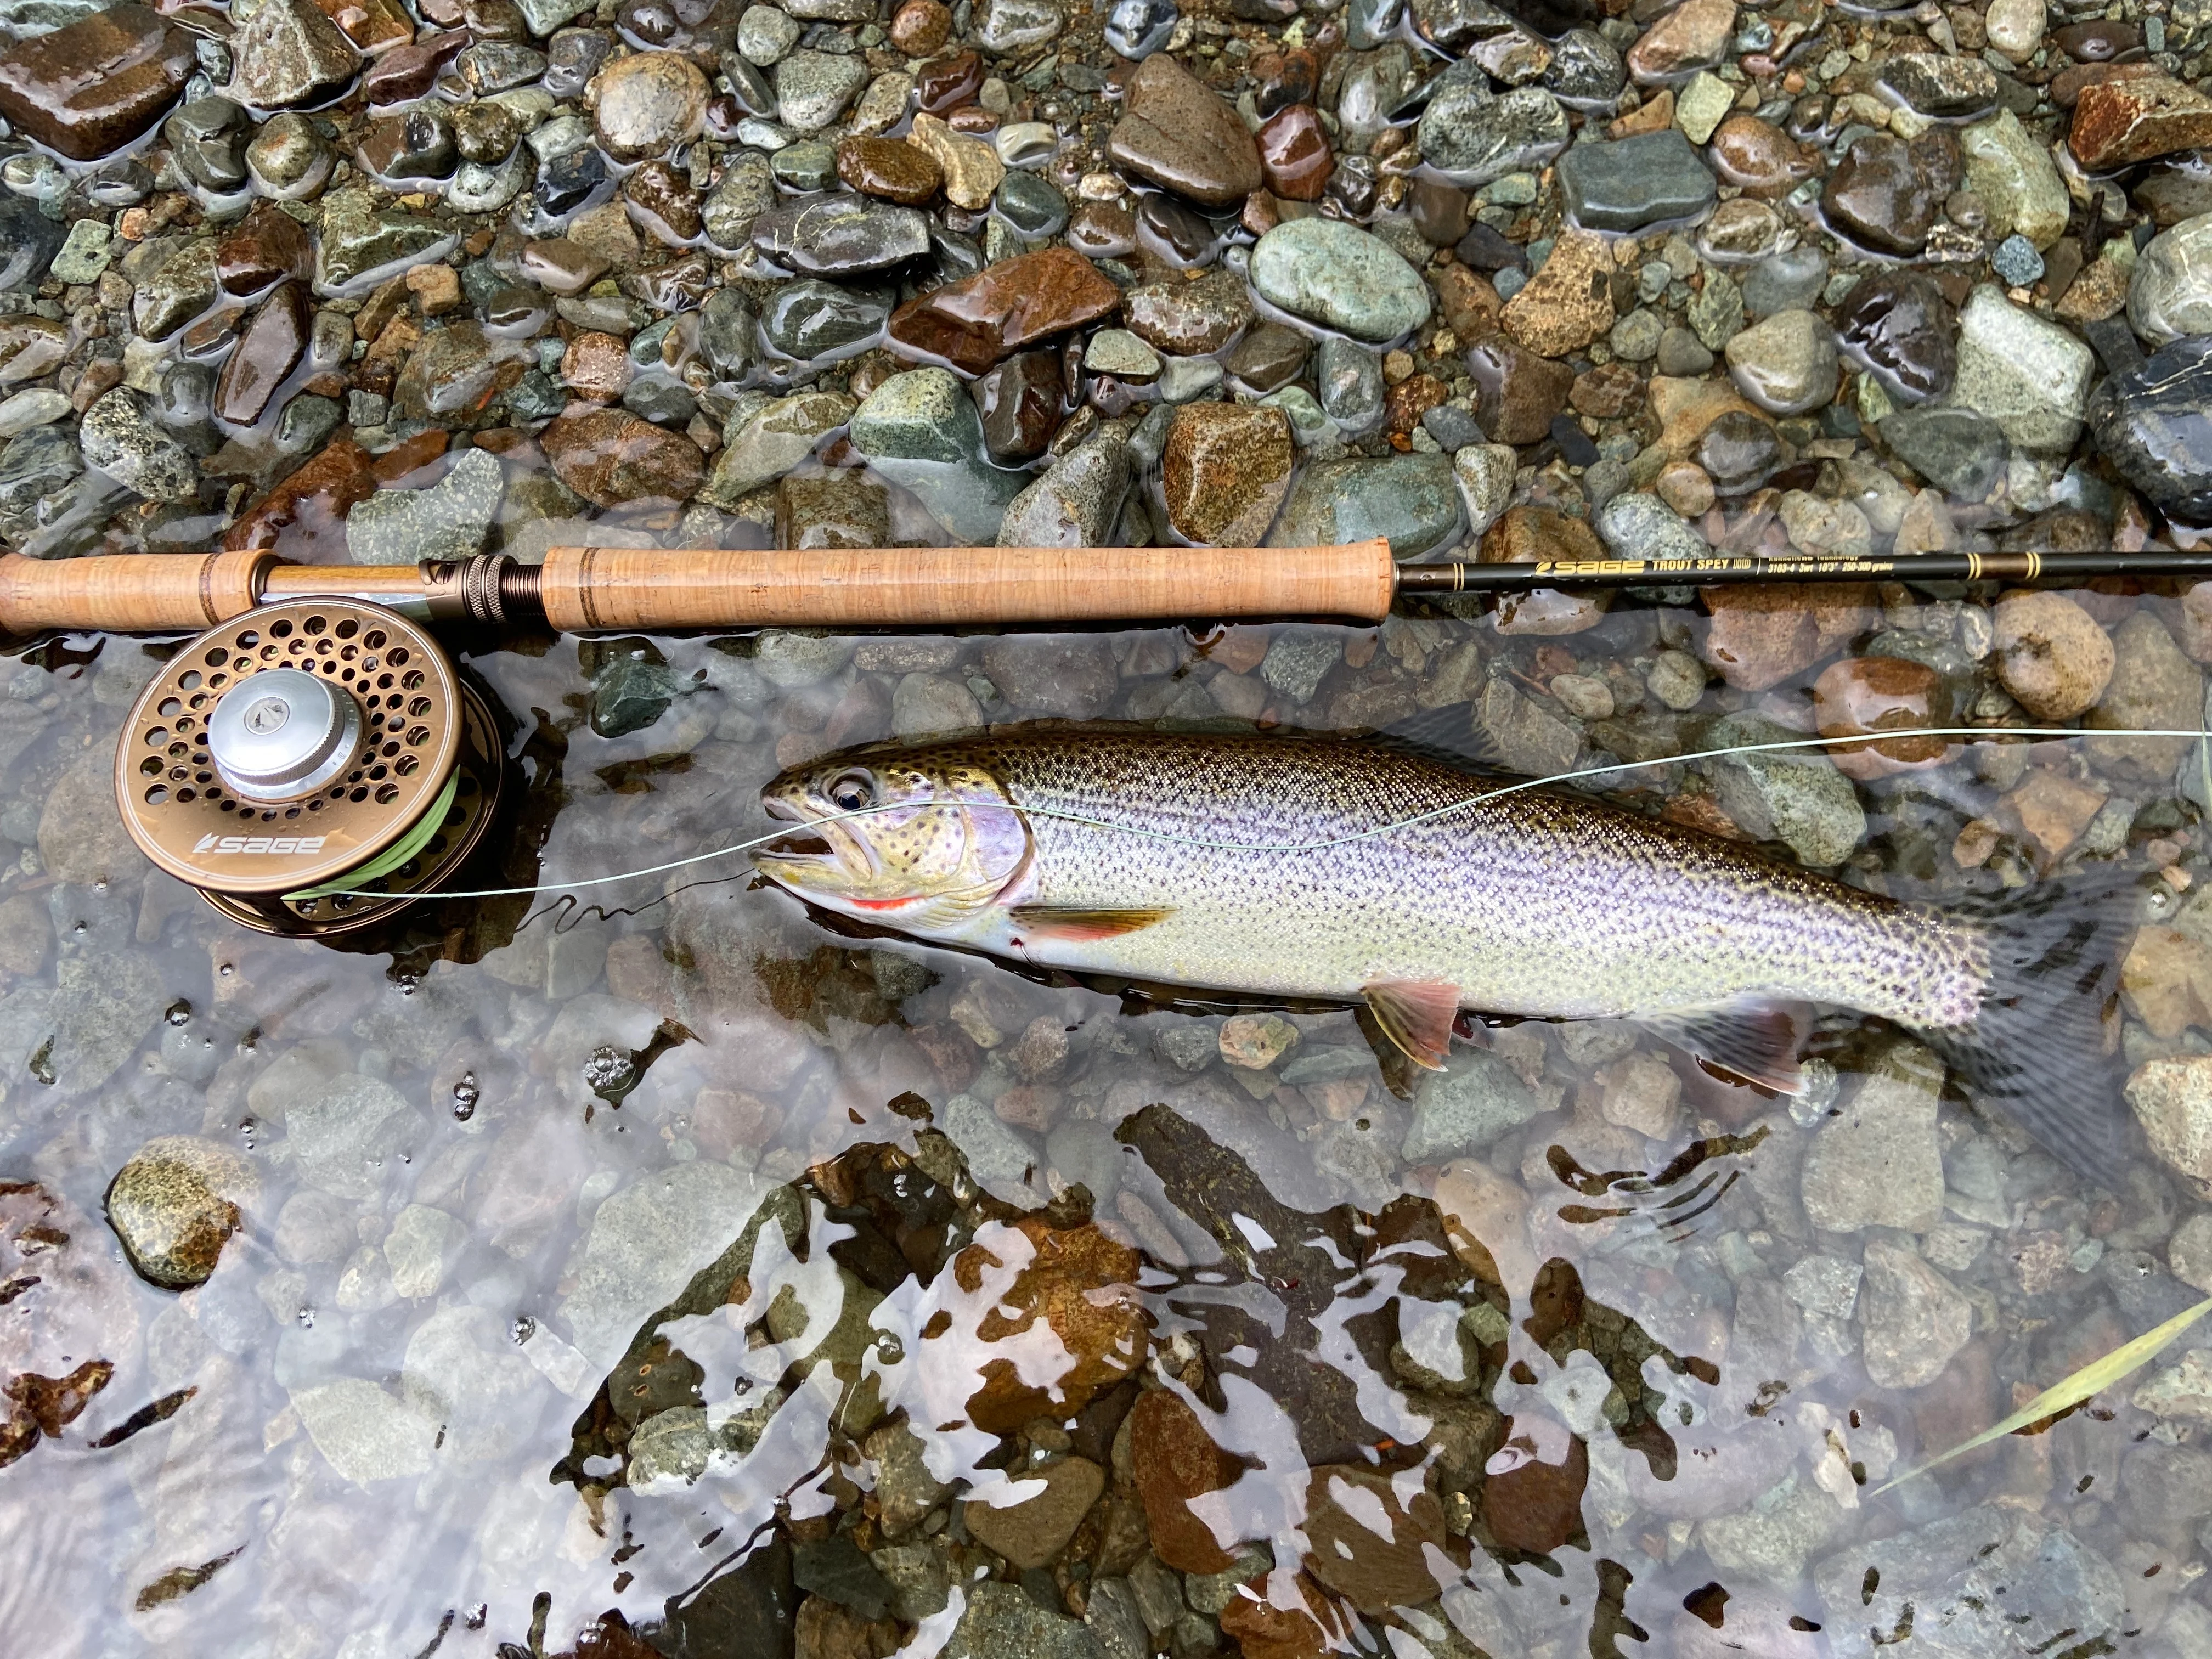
[313,723,2212,904]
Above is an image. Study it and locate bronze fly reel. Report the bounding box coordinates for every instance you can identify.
[114,597,507,936]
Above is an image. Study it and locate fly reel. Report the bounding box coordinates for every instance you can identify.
[114,597,507,937]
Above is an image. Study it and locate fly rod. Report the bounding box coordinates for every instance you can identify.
[5,543,2211,637]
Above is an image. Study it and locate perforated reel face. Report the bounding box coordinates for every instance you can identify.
[117,599,466,896]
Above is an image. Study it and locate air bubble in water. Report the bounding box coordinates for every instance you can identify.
[165,998,192,1026]
[452,1072,479,1121]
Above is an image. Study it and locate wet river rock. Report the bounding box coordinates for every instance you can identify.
[886,245,1120,376]
[105,1137,256,1291]
[1108,52,1262,207]
[0,4,196,162]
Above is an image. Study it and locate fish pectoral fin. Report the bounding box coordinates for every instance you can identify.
[1364,979,1463,1071]
[1005,905,1175,942]
[1637,1002,1804,1094]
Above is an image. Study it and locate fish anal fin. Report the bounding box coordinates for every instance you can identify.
[1006,905,1174,942]
[1365,978,1463,1070]
[1637,1003,1804,1094]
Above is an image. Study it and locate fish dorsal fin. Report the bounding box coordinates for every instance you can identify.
[1635,1003,1804,1094]
[1364,979,1462,1070]
[1006,905,1175,942]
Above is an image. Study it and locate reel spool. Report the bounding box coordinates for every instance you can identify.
[115,597,507,937]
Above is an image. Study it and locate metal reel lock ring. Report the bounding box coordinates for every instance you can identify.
[115,597,505,936]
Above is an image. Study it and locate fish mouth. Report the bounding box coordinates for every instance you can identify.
[755,791,872,883]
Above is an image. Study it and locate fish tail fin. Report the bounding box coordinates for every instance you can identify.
[1918,869,2142,1190]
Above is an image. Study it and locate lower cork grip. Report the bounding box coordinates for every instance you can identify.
[534,541,1400,632]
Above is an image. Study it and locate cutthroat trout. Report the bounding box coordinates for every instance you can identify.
[754,728,2131,1183]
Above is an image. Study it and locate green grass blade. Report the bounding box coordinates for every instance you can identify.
[1871,1294,2212,1496]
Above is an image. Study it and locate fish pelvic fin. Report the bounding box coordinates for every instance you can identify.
[1364,978,1462,1070]
[1006,905,1175,942]
[1637,1002,1805,1094]
[1917,868,2140,1191]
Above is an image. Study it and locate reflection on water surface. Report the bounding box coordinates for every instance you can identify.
[4,589,2212,1659]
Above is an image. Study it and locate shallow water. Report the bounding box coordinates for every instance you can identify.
[4,582,2210,1659]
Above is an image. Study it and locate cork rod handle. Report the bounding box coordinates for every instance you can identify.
[0,541,1401,634]
[0,550,276,634]
[533,541,1400,631]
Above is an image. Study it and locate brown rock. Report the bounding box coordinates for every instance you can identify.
[1708,114,1820,198]
[1812,656,1953,778]
[1432,263,1501,341]
[1223,322,1307,393]
[316,0,415,50]
[2000,767,2108,862]
[1125,266,1254,356]
[1482,503,1600,564]
[2122,925,2212,1040]
[224,439,376,553]
[1481,1417,1587,1553]
[1108,53,1263,207]
[836,134,941,205]
[1568,361,1641,419]
[1128,1389,1240,1573]
[1500,229,1613,357]
[1992,589,2115,718]
[1822,129,1958,256]
[886,245,1120,376]
[778,473,891,550]
[624,158,703,244]
[407,261,462,318]
[1464,334,1573,444]
[217,202,314,297]
[972,349,1063,461]
[952,1217,1152,1432]
[1481,505,1611,642]
[916,49,981,116]
[962,1456,1104,1569]
[541,407,706,506]
[888,0,950,53]
[562,330,634,402]
[1068,198,1137,259]
[1217,1573,1350,1659]
[1300,1465,1449,1611]
[363,30,465,101]
[794,1598,899,1659]
[1385,371,1447,434]
[1256,104,1332,201]
[1626,0,1734,83]
[2069,74,2212,169]
[2050,57,2164,109]
[1408,177,1471,245]
[520,238,610,295]
[1650,373,1762,459]
[215,281,310,425]
[1161,402,1294,545]
[1699,583,1876,691]
[0,4,195,162]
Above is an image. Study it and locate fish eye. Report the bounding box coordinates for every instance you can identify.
[827,770,874,812]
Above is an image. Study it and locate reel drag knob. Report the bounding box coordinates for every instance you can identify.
[206,668,362,802]
[115,597,507,938]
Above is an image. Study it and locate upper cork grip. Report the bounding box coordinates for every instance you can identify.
[534,541,1400,632]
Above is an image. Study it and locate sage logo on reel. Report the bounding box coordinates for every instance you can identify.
[190,834,329,856]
